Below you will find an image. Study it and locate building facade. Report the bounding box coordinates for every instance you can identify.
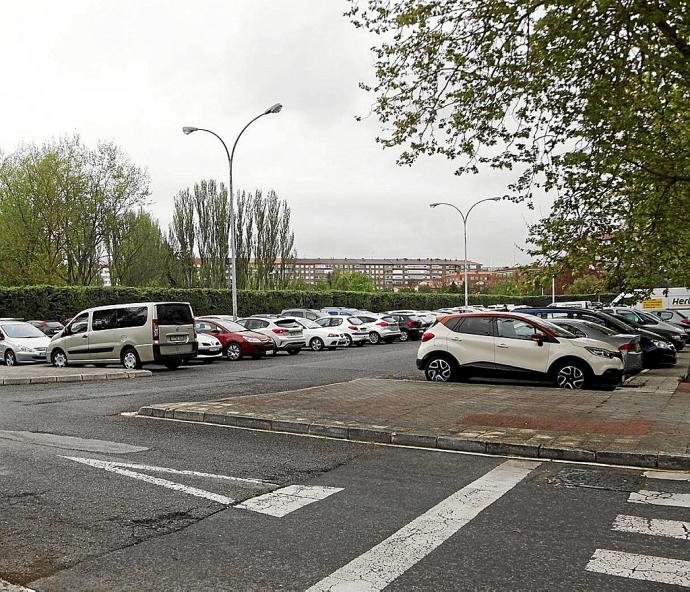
[290,258,483,290]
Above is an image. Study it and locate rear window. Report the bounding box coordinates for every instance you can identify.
[156,303,193,325]
[347,317,363,325]
[274,319,301,329]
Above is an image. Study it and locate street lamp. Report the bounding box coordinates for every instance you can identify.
[429,197,502,307]
[182,103,283,319]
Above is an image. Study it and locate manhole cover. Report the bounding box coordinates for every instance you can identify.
[548,467,642,492]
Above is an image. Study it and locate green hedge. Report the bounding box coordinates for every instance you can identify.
[0,285,618,320]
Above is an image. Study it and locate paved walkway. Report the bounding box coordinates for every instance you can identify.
[138,353,690,470]
[0,365,151,385]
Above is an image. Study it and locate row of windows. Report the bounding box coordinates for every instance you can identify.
[445,317,539,340]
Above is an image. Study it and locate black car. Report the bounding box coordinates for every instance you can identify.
[387,314,424,341]
[519,308,677,367]
[603,308,687,352]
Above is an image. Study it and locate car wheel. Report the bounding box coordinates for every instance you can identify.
[288,348,301,355]
[424,355,456,382]
[344,334,353,347]
[121,347,142,370]
[552,360,587,389]
[369,331,381,345]
[226,343,242,361]
[399,330,409,342]
[310,337,324,352]
[4,350,17,367]
[51,349,68,368]
[164,359,181,370]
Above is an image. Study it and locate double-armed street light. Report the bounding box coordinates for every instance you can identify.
[429,197,502,307]
[182,103,283,320]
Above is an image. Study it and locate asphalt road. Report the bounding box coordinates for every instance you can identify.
[1,342,689,591]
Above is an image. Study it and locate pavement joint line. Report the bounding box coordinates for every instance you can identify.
[127,413,679,472]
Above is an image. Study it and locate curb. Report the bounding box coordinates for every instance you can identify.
[136,406,690,470]
[1,370,152,386]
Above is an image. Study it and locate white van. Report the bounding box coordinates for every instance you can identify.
[47,302,197,370]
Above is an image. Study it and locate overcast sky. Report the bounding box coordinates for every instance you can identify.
[1,1,552,267]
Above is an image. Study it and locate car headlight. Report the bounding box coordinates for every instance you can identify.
[327,333,339,338]
[245,337,261,343]
[17,345,32,353]
[585,346,619,359]
[652,339,672,349]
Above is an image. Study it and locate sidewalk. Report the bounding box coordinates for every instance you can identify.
[0,365,151,385]
[138,353,690,470]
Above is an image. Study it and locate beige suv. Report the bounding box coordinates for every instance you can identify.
[47,302,197,370]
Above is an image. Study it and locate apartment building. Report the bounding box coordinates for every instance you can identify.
[290,258,483,289]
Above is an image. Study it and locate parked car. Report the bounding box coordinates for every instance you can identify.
[0,321,51,366]
[288,317,348,351]
[519,308,677,367]
[387,310,436,328]
[549,318,643,376]
[27,320,64,337]
[386,313,424,341]
[280,308,322,321]
[650,309,690,332]
[195,317,274,360]
[195,333,223,361]
[47,302,197,370]
[604,307,687,351]
[417,312,624,389]
[238,317,305,354]
[315,316,369,346]
[351,313,402,344]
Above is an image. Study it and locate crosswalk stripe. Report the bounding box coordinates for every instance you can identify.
[235,485,343,518]
[305,459,540,592]
[586,549,690,587]
[629,489,690,508]
[644,470,690,482]
[613,514,690,540]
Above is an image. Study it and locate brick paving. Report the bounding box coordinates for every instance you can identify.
[139,353,690,470]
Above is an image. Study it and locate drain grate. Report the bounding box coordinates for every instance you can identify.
[548,467,642,492]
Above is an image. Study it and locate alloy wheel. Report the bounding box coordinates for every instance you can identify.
[52,350,67,368]
[345,335,353,347]
[425,358,452,382]
[399,331,409,342]
[310,338,324,352]
[369,331,380,345]
[226,343,242,361]
[556,365,585,389]
[5,351,16,367]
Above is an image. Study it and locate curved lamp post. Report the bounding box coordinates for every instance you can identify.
[183,103,282,319]
[429,197,502,307]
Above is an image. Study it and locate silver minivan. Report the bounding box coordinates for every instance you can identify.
[47,302,197,370]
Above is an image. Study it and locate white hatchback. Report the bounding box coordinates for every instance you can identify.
[288,317,348,351]
[416,312,624,389]
[315,316,369,347]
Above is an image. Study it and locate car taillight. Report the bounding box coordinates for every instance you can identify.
[421,332,434,342]
[407,321,415,328]
[152,319,159,341]
[375,321,389,327]
[682,319,690,326]
[348,325,358,330]
[272,328,288,334]
[619,343,635,351]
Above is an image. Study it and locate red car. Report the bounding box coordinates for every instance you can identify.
[194,317,274,360]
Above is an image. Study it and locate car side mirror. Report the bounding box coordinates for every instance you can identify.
[531,333,545,346]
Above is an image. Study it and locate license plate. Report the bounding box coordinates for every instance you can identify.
[169,335,186,343]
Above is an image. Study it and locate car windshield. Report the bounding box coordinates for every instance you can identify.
[216,320,247,332]
[638,311,660,323]
[299,319,321,329]
[1,323,47,338]
[535,318,576,338]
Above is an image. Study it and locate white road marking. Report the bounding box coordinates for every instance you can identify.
[644,470,690,481]
[613,514,690,540]
[64,456,235,505]
[629,489,690,508]
[586,549,690,587]
[235,485,343,517]
[61,456,277,487]
[305,459,540,592]
[0,579,35,592]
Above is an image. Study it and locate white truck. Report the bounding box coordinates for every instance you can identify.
[611,287,690,311]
